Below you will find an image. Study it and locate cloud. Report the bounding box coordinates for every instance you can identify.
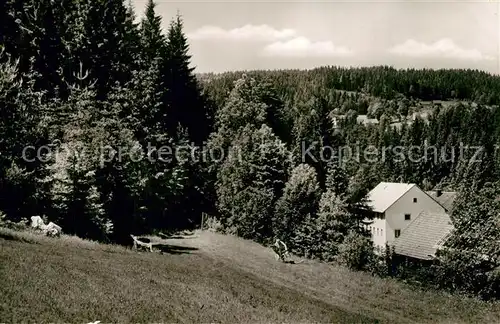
[388,38,494,61]
[260,37,354,58]
[187,24,297,42]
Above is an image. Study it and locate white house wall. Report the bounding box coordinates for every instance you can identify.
[370,217,387,249]
[385,186,446,244]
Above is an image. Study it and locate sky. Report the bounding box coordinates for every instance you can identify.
[132,0,499,74]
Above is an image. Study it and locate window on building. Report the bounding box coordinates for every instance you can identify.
[413,198,417,203]
[395,229,401,238]
[405,214,411,221]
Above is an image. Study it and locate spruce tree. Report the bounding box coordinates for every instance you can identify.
[0,53,52,221]
[0,0,21,61]
[45,80,108,239]
[123,0,142,69]
[62,0,139,98]
[325,161,349,198]
[135,0,168,144]
[163,13,210,144]
[2,0,69,97]
[140,0,165,65]
[118,59,190,234]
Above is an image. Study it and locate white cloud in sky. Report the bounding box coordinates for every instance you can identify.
[187,24,297,42]
[388,38,494,61]
[261,37,354,58]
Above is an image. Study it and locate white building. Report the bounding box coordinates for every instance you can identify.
[331,116,340,129]
[356,115,379,126]
[363,182,447,250]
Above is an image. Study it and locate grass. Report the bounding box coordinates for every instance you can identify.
[1,228,499,323]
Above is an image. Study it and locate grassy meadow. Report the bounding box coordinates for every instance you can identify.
[1,228,499,323]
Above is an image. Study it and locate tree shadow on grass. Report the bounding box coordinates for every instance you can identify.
[164,235,194,240]
[282,260,306,265]
[157,232,197,240]
[154,244,199,255]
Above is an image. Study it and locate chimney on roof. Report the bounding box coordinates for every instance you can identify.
[436,189,442,197]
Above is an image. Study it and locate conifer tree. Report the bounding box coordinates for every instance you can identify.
[0,52,51,221]
[140,0,165,65]
[135,0,169,144]
[118,60,190,234]
[325,161,349,198]
[163,13,210,144]
[45,80,108,239]
[0,0,21,61]
[3,0,71,97]
[62,0,139,98]
[123,0,142,68]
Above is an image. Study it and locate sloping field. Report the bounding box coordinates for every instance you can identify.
[1,228,499,323]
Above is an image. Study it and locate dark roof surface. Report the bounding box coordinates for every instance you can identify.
[393,211,454,260]
[426,191,457,211]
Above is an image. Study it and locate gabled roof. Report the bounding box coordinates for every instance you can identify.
[393,211,454,260]
[365,182,415,213]
[425,191,457,212]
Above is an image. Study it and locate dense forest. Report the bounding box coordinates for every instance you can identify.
[0,0,498,299]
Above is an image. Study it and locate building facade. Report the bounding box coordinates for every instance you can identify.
[364,182,447,250]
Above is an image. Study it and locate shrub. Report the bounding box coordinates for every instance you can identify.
[337,231,375,271]
[368,244,396,277]
[0,211,29,231]
[204,216,223,233]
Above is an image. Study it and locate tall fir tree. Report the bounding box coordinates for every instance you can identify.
[0,52,52,221]
[163,13,210,144]
[140,0,165,65]
[46,84,107,239]
[61,0,139,98]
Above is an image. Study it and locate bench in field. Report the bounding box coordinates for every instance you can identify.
[130,234,153,252]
